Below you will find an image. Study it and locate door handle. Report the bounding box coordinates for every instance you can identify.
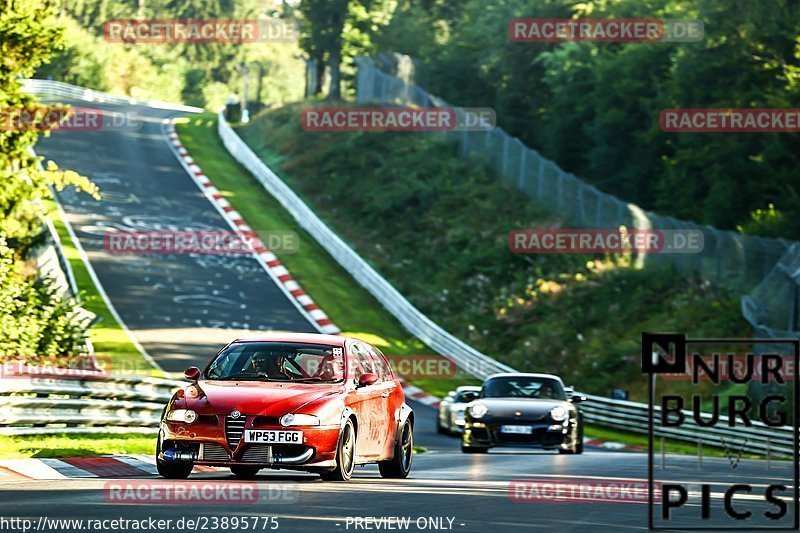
[381,391,391,398]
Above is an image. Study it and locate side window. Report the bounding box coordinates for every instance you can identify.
[357,343,376,376]
[348,343,363,380]
[349,343,374,380]
[368,345,393,381]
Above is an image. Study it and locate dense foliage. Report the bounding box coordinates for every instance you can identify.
[37,0,304,109]
[377,0,800,239]
[0,0,94,357]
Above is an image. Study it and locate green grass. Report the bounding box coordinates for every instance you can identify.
[175,114,479,397]
[0,432,155,459]
[44,198,163,378]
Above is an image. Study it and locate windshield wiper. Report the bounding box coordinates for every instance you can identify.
[220,373,266,380]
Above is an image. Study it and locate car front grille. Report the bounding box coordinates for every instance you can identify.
[241,445,273,463]
[201,443,230,461]
[225,415,247,449]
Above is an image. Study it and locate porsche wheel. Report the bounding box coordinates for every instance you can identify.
[320,418,356,482]
[230,465,261,479]
[379,420,413,478]
[156,432,193,479]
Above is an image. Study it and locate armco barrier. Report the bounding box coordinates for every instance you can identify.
[0,374,183,435]
[579,394,793,457]
[22,79,203,113]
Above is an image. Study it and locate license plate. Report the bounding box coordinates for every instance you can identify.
[243,430,302,444]
[501,425,533,434]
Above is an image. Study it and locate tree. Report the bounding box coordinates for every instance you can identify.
[298,0,394,99]
[0,0,98,356]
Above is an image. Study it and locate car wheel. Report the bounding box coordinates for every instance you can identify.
[436,417,447,434]
[230,465,261,479]
[155,432,193,479]
[320,418,356,482]
[379,420,413,479]
[461,445,489,454]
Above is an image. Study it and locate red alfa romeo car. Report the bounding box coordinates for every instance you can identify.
[156,333,414,481]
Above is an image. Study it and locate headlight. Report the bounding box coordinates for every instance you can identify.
[550,406,568,422]
[166,409,197,424]
[469,403,489,419]
[280,413,320,426]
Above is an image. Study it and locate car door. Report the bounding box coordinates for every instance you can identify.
[368,345,402,459]
[345,341,383,458]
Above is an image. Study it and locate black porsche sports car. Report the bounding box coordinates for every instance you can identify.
[461,373,586,454]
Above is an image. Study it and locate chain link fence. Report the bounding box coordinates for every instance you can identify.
[355,55,792,295]
[743,243,800,338]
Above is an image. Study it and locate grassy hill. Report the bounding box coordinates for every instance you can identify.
[237,103,750,401]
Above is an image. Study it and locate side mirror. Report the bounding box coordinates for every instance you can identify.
[461,391,479,402]
[184,367,201,381]
[569,395,588,403]
[358,373,379,387]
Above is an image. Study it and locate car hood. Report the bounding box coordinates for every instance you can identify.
[178,380,343,416]
[473,398,567,420]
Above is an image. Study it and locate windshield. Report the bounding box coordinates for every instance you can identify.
[482,377,566,400]
[204,342,345,383]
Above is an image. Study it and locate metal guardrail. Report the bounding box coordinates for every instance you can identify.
[22,79,203,113]
[580,394,794,457]
[217,113,514,380]
[0,374,183,435]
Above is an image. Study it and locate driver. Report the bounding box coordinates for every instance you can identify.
[538,383,555,398]
[250,352,285,377]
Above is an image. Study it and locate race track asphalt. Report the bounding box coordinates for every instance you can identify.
[35,100,316,373]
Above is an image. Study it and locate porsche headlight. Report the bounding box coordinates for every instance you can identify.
[550,406,568,422]
[469,402,489,419]
[280,413,320,426]
[166,409,197,424]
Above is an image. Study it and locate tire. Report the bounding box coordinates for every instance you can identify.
[156,432,193,479]
[320,418,356,482]
[379,421,413,479]
[461,445,489,454]
[230,465,261,479]
[559,416,584,455]
[436,417,447,434]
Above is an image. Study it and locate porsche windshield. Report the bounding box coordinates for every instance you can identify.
[204,342,345,383]
[482,376,566,400]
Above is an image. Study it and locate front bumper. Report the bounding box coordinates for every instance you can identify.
[462,420,569,448]
[160,420,341,469]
